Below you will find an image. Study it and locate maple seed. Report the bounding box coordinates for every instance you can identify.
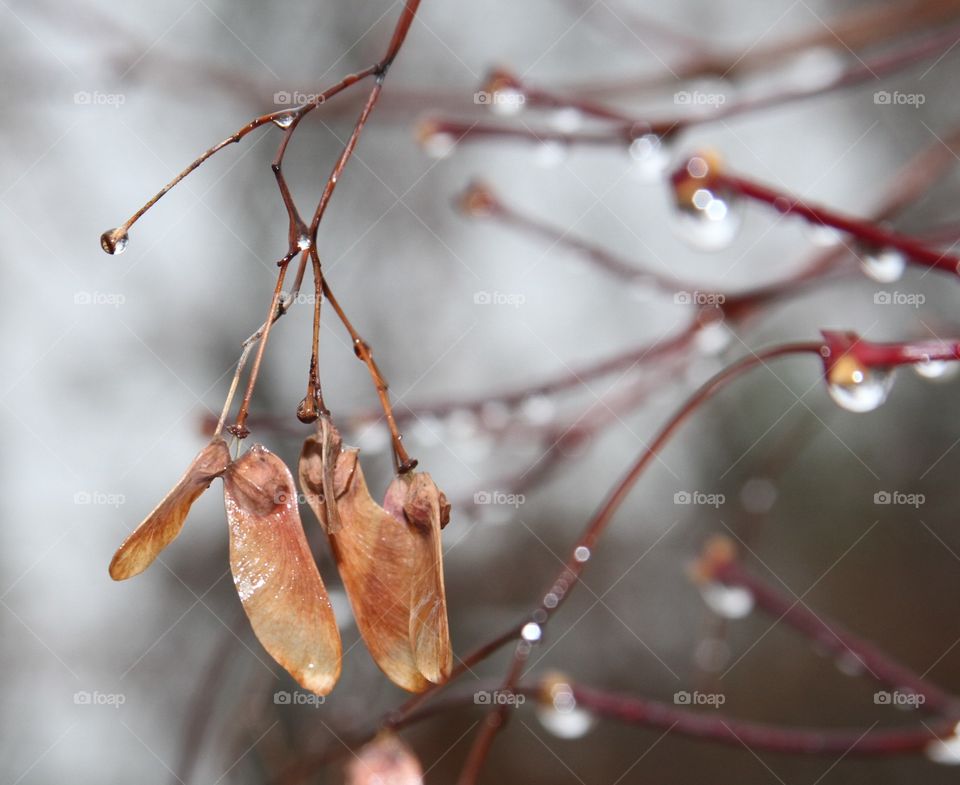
[224,444,342,696]
[299,418,452,692]
[346,731,423,785]
[109,438,230,581]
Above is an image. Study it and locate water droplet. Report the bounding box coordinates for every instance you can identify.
[700,582,754,619]
[926,725,960,765]
[490,88,525,116]
[272,113,295,129]
[521,622,542,643]
[297,233,312,251]
[628,133,670,182]
[805,223,843,247]
[520,395,555,426]
[740,477,777,514]
[914,358,958,381]
[574,546,591,563]
[419,126,456,159]
[354,420,391,454]
[543,593,559,609]
[826,356,894,413]
[676,188,741,251]
[534,140,567,168]
[695,320,732,355]
[549,107,583,134]
[100,228,129,255]
[536,673,596,739]
[860,247,906,283]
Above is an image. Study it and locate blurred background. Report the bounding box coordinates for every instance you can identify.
[4,0,960,782]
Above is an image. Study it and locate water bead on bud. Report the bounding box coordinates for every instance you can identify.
[826,354,894,413]
[699,582,754,619]
[914,358,959,381]
[926,724,960,765]
[536,671,596,739]
[272,113,296,129]
[671,150,741,251]
[860,247,906,283]
[416,119,456,159]
[521,622,542,643]
[628,133,671,182]
[100,228,129,255]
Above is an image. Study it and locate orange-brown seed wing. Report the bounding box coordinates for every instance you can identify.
[224,444,341,696]
[385,473,452,684]
[109,438,230,581]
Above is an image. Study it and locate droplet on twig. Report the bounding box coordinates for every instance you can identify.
[914,358,958,381]
[272,113,295,129]
[826,354,893,413]
[671,151,741,251]
[536,672,596,739]
[700,582,754,619]
[860,247,906,283]
[100,228,129,255]
[926,724,960,765]
[628,133,670,182]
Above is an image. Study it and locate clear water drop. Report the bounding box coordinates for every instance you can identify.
[422,131,455,159]
[520,395,556,426]
[297,233,312,251]
[695,320,732,355]
[860,248,906,283]
[674,187,742,251]
[826,358,894,413]
[100,228,129,255]
[805,223,843,247]
[543,592,559,609]
[521,622,542,643]
[536,674,596,739]
[700,582,754,619]
[926,725,960,765]
[914,359,958,381]
[628,133,670,182]
[272,113,295,129]
[574,546,591,563]
[490,88,525,116]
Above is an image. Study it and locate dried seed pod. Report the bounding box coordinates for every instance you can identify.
[109,438,230,580]
[224,444,341,696]
[345,731,423,785]
[383,473,452,685]
[299,419,452,692]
